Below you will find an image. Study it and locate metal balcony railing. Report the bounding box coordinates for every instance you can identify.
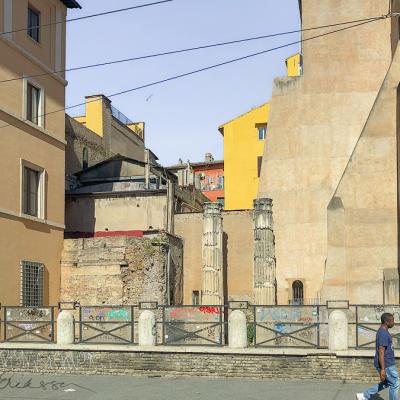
[111,105,133,126]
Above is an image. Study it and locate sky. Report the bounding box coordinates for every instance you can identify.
[65,0,301,166]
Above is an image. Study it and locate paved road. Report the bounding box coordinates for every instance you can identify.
[0,373,388,400]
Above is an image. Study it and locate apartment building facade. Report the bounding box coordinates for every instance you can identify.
[168,153,224,204]
[219,102,270,210]
[0,0,80,305]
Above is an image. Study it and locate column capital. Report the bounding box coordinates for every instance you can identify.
[203,202,223,216]
[253,198,273,211]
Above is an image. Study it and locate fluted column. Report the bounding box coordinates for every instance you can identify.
[201,203,224,305]
[253,198,276,305]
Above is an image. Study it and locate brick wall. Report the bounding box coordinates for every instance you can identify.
[0,347,382,382]
[61,234,183,305]
[65,115,110,178]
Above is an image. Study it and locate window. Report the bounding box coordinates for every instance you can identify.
[21,261,44,307]
[217,197,225,207]
[192,290,200,305]
[82,147,89,169]
[23,167,40,217]
[257,156,263,178]
[258,126,267,140]
[292,281,304,305]
[218,176,224,189]
[208,176,214,184]
[26,82,41,125]
[27,7,40,42]
[22,162,45,219]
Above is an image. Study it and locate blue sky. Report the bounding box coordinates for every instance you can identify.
[65,0,300,165]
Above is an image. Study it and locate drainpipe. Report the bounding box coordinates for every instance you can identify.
[144,149,150,189]
[166,180,175,234]
[167,246,171,305]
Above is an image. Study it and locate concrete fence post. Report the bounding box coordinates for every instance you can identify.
[228,310,248,349]
[57,311,75,345]
[328,310,348,351]
[139,310,156,346]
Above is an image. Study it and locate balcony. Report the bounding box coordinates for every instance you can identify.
[111,105,134,126]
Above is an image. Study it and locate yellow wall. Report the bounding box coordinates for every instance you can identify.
[85,96,104,137]
[286,53,301,77]
[0,0,69,305]
[221,103,269,210]
[74,116,86,125]
[127,122,145,139]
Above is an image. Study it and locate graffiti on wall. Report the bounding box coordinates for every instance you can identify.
[0,351,95,373]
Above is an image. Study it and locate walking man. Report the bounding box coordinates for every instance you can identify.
[357,313,399,400]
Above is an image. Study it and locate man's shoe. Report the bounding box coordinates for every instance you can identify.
[356,394,366,400]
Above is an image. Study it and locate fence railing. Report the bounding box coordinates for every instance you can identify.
[2,306,56,343]
[253,305,326,348]
[0,303,399,348]
[111,105,134,126]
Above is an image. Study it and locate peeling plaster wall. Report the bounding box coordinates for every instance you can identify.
[322,43,400,303]
[258,0,397,303]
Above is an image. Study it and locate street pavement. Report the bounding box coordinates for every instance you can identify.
[0,373,388,400]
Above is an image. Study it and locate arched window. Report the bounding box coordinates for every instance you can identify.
[82,147,89,169]
[292,280,304,305]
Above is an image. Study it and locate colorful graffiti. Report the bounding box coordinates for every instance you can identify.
[256,307,318,323]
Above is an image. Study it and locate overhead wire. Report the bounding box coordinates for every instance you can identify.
[0,14,394,130]
[0,0,173,36]
[0,14,389,84]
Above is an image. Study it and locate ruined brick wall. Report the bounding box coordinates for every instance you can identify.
[65,115,146,182]
[168,235,183,305]
[61,234,183,306]
[65,115,111,178]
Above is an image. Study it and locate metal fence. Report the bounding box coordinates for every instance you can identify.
[0,303,399,348]
[111,105,134,126]
[253,305,326,348]
[77,305,134,345]
[2,306,56,343]
[161,305,225,346]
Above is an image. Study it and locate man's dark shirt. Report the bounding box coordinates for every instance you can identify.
[374,327,395,369]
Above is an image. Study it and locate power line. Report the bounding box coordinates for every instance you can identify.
[0,0,173,36]
[0,15,390,130]
[0,14,386,84]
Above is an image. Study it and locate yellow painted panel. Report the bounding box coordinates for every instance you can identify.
[286,53,301,77]
[222,103,270,210]
[73,116,86,124]
[85,97,104,137]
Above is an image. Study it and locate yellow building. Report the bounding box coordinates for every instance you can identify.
[0,0,81,306]
[219,103,270,210]
[285,53,303,77]
[220,54,302,211]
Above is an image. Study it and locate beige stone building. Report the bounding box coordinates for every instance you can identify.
[0,0,80,306]
[175,210,254,304]
[258,0,400,304]
[65,94,147,188]
[65,154,207,236]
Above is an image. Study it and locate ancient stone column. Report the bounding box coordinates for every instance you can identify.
[253,198,276,305]
[329,310,348,351]
[201,203,224,305]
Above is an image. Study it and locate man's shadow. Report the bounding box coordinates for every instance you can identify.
[369,394,385,399]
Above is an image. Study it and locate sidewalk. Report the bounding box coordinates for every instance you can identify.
[0,374,386,400]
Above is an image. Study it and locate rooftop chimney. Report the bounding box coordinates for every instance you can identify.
[205,153,214,163]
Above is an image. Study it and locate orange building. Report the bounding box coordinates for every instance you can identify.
[168,153,224,205]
